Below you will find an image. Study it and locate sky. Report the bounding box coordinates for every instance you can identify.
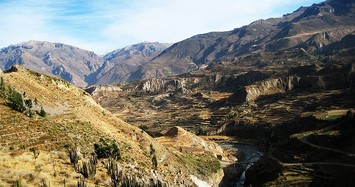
[0,0,324,54]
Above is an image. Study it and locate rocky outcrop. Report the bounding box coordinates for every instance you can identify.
[85,85,123,96]
[245,76,301,104]
[242,63,354,104]
[135,78,188,93]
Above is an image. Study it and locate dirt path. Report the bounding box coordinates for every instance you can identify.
[300,136,355,157]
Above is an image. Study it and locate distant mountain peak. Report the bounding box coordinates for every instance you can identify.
[92,42,171,85]
[0,40,103,87]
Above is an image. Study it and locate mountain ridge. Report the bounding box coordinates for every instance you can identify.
[126,0,355,81]
[0,40,102,87]
[92,42,171,85]
[1,0,354,86]
[0,41,171,87]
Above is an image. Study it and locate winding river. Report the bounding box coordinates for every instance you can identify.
[219,143,264,187]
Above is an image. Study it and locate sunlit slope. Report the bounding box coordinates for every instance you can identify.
[1,66,223,186]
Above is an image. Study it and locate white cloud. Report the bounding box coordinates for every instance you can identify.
[103,0,321,46]
[0,0,323,54]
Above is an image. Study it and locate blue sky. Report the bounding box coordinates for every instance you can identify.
[0,0,324,54]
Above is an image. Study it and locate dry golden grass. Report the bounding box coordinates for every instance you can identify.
[0,66,224,186]
[0,150,117,186]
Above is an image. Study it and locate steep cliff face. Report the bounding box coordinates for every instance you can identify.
[135,78,189,93]
[245,76,301,104]
[242,62,354,104]
[85,85,123,96]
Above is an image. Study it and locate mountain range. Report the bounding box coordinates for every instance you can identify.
[1,0,355,186]
[1,0,354,87]
[0,41,170,87]
[126,0,355,81]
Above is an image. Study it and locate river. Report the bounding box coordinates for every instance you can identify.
[219,142,264,187]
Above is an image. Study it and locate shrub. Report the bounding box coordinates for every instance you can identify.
[152,155,158,170]
[150,144,156,155]
[0,77,5,97]
[94,139,121,160]
[39,107,46,117]
[139,125,149,132]
[24,99,33,109]
[29,147,40,159]
[27,109,34,118]
[7,88,25,112]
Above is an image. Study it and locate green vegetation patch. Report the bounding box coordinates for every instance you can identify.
[324,115,343,121]
[178,152,220,176]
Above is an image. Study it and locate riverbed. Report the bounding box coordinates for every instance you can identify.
[219,142,263,187]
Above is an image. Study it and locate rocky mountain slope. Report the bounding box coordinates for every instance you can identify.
[0,41,170,87]
[92,42,171,85]
[0,41,102,87]
[126,0,355,81]
[0,66,224,186]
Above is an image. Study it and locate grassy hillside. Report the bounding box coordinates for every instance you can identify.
[0,66,222,186]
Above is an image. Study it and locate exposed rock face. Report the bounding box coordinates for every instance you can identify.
[241,62,354,105]
[85,85,123,96]
[135,78,188,93]
[0,40,102,87]
[245,76,301,104]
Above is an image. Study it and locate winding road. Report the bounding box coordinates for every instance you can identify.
[269,119,355,167]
